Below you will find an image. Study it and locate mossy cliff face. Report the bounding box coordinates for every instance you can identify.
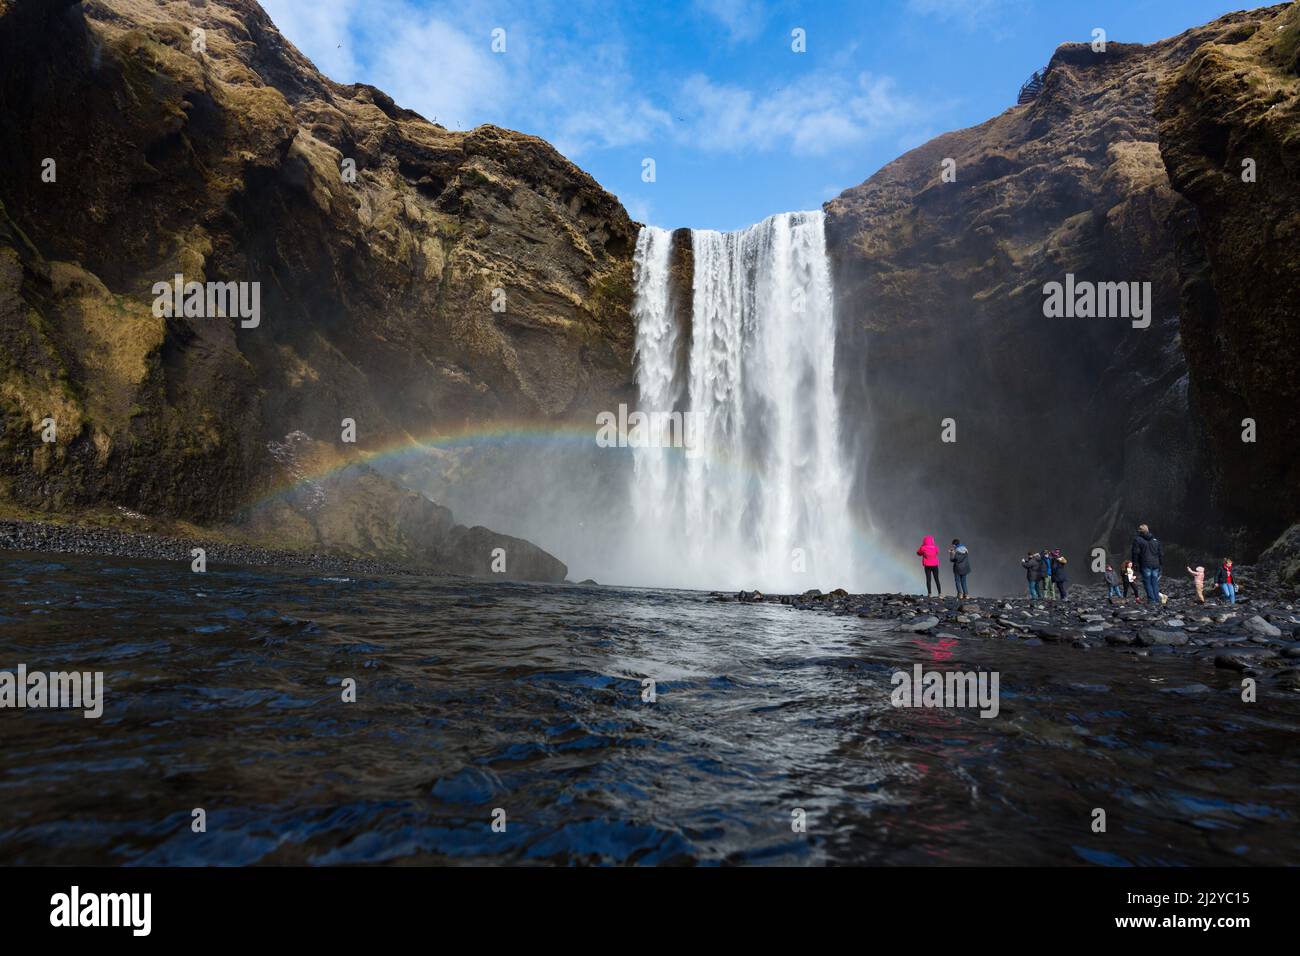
[0,0,634,578]
[1154,2,1300,556]
[825,6,1297,572]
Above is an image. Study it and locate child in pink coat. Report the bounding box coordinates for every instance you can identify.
[1186,565,1206,603]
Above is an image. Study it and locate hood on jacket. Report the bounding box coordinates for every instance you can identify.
[922,536,935,547]
[955,545,968,554]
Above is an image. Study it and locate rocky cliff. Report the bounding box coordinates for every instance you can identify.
[0,0,639,580]
[825,4,1299,585]
[1155,1,1300,560]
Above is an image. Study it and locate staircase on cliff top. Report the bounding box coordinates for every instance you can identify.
[1017,67,1050,104]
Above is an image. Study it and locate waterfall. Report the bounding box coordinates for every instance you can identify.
[630,211,857,592]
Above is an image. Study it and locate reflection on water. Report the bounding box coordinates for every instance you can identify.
[1,550,1297,865]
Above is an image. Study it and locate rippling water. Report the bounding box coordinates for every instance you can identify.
[1,550,1298,865]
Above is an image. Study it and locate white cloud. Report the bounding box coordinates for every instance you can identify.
[623,195,655,225]
[260,0,361,79]
[359,12,505,128]
[262,0,506,129]
[693,0,767,42]
[551,100,675,157]
[674,71,926,157]
[529,42,674,155]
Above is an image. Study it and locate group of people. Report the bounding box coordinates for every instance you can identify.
[1020,548,1071,600]
[1185,559,1238,604]
[916,535,972,598]
[1098,523,1238,605]
[916,523,1240,604]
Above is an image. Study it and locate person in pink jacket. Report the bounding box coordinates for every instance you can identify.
[917,535,941,596]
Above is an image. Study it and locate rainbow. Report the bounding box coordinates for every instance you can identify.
[243,418,924,591]
[245,418,607,511]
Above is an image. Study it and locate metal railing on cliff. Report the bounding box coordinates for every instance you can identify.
[1017,67,1049,104]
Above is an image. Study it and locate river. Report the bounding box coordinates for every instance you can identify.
[1,550,1297,865]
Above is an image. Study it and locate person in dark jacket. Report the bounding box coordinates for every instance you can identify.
[1040,549,1055,599]
[1215,558,1237,604]
[1050,549,1070,600]
[1022,552,1043,599]
[949,539,972,597]
[1103,564,1122,599]
[1121,560,1142,602]
[1130,523,1163,602]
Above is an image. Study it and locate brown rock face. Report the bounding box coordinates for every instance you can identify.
[824,8,1296,584]
[243,432,568,581]
[0,0,635,525]
[1155,2,1300,555]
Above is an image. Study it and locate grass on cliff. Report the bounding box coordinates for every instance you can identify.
[1272,7,1300,76]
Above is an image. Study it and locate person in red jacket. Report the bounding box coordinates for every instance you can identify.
[917,535,941,596]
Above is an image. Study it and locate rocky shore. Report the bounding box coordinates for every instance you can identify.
[0,518,447,579]
[730,572,1300,690]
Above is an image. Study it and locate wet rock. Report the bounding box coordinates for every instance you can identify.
[1136,627,1189,647]
[896,615,940,633]
[1244,615,1282,638]
[1034,626,1082,643]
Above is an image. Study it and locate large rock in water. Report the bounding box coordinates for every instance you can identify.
[0,0,635,530]
[241,432,568,581]
[824,6,1297,588]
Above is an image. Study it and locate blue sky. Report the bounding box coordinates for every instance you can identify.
[261,0,1246,231]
